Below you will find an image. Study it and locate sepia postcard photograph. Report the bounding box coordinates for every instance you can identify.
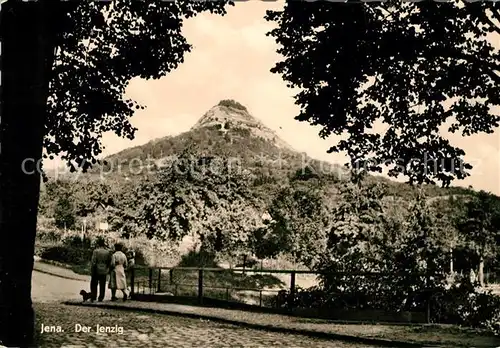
[1,0,500,347]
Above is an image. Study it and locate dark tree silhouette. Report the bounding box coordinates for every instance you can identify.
[266,2,500,187]
[0,1,231,346]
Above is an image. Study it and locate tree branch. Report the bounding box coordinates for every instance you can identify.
[484,14,500,35]
[442,50,500,85]
[491,8,500,27]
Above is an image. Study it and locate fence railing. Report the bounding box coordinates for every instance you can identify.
[128,266,452,323]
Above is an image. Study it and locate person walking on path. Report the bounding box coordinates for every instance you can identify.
[125,250,136,294]
[90,238,111,302]
[109,243,128,301]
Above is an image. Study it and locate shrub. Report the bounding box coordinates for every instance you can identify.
[291,166,319,181]
[37,217,56,230]
[178,249,219,268]
[232,127,251,137]
[38,233,179,270]
[36,228,62,245]
[92,235,109,249]
[125,236,179,267]
[63,235,92,249]
[40,245,91,265]
[269,274,500,333]
[218,99,247,111]
[430,276,500,328]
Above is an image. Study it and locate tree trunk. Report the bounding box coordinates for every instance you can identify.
[449,248,454,274]
[0,1,57,346]
[478,256,485,287]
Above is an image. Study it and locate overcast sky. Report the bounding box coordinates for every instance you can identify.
[46,2,500,195]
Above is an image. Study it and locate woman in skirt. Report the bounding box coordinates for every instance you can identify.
[109,243,128,301]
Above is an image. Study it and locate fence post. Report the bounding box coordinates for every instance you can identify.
[157,269,162,293]
[169,269,173,285]
[148,268,153,293]
[198,269,204,304]
[130,267,135,299]
[426,298,431,324]
[289,271,296,309]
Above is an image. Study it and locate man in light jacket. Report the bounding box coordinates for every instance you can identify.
[90,238,111,302]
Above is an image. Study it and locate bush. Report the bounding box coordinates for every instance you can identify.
[178,249,218,268]
[35,228,179,269]
[36,228,62,245]
[126,236,179,267]
[40,245,91,265]
[269,274,500,333]
[63,235,92,249]
[218,99,247,111]
[291,166,319,181]
[430,277,500,328]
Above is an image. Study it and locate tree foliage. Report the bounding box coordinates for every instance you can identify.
[250,185,329,267]
[72,180,116,217]
[314,177,458,312]
[319,175,387,272]
[392,190,450,274]
[39,179,117,219]
[266,2,500,187]
[129,151,264,254]
[457,190,500,261]
[54,195,76,230]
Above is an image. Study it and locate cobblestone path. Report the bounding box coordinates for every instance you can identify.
[35,303,380,348]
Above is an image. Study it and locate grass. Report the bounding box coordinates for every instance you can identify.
[70,262,91,275]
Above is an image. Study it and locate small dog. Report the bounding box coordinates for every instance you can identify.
[80,290,92,302]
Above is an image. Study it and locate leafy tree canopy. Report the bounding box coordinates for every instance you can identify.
[129,150,265,254]
[266,2,500,187]
[54,195,76,230]
[250,185,329,267]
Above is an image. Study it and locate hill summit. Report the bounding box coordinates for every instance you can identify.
[98,99,324,177]
[191,99,294,151]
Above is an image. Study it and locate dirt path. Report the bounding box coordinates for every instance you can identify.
[32,270,88,303]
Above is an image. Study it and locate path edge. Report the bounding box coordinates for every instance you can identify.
[33,261,89,282]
